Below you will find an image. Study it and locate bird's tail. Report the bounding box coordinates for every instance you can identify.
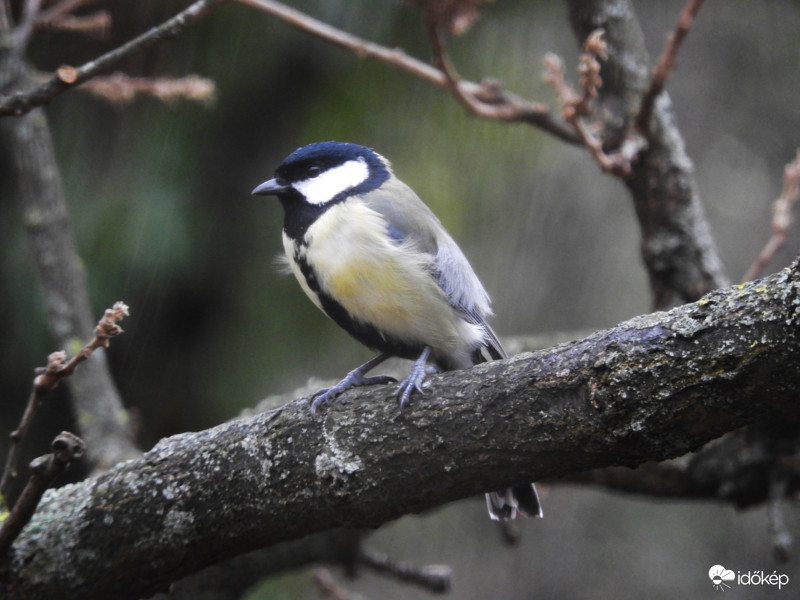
[486,484,543,521]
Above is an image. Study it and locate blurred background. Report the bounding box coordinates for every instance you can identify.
[1,0,799,598]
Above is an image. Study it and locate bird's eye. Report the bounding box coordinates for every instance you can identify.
[307,165,321,179]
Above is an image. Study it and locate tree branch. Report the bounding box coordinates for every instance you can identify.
[235,0,579,143]
[544,30,639,177]
[0,48,139,469]
[0,0,730,312]
[0,0,574,141]
[635,0,706,136]
[1,262,798,600]
[561,423,800,507]
[12,0,42,50]
[566,0,729,307]
[0,0,226,117]
[356,547,452,593]
[0,303,128,507]
[151,527,451,600]
[79,73,216,106]
[0,432,85,558]
[742,149,800,282]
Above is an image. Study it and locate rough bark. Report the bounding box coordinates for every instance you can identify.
[1,262,798,600]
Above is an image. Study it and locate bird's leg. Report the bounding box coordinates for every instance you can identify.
[397,346,436,408]
[310,353,396,414]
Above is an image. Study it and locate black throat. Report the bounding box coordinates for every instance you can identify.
[279,192,331,241]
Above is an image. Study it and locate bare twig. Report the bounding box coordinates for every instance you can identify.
[767,469,792,563]
[0,0,12,31]
[544,31,633,177]
[1,0,574,139]
[357,549,451,594]
[0,302,129,508]
[80,73,216,106]
[424,15,461,95]
[236,0,578,143]
[423,8,535,126]
[0,432,85,558]
[635,0,706,136]
[312,569,361,600]
[742,150,800,282]
[35,0,100,25]
[12,0,42,49]
[414,0,493,36]
[38,11,111,39]
[34,301,129,390]
[0,0,226,117]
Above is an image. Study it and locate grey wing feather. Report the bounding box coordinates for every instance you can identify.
[361,179,505,360]
[361,178,439,253]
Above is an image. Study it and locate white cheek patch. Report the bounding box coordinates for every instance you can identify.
[293,158,369,205]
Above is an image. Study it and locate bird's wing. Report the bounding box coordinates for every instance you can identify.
[361,179,505,360]
[360,178,440,252]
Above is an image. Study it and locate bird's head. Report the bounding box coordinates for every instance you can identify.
[252,141,391,206]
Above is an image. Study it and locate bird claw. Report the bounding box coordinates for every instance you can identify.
[310,373,397,415]
[397,376,426,408]
[309,348,436,413]
[396,348,436,408]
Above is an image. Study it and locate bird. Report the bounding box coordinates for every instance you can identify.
[252,141,542,521]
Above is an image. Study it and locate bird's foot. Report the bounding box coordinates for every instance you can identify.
[397,347,436,408]
[310,354,394,415]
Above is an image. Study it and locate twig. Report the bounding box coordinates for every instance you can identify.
[0,263,798,598]
[635,0,706,136]
[38,11,111,39]
[544,31,633,177]
[0,0,227,117]
[0,432,85,558]
[80,73,216,106]
[424,15,462,97]
[235,0,579,143]
[767,468,792,563]
[35,0,100,26]
[0,302,129,509]
[12,0,42,49]
[0,0,12,31]
[424,10,538,126]
[742,150,800,282]
[357,548,452,594]
[1,0,576,140]
[312,569,363,600]
[414,0,490,36]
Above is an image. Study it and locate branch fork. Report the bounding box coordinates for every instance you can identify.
[0,302,129,509]
[0,432,85,559]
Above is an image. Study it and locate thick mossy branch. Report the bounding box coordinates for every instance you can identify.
[2,263,799,600]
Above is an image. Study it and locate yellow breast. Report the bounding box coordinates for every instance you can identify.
[287,201,471,353]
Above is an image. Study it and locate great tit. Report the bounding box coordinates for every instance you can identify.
[252,141,541,521]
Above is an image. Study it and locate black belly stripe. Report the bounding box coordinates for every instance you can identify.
[292,248,424,361]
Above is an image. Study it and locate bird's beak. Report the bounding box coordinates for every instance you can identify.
[251,178,289,196]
